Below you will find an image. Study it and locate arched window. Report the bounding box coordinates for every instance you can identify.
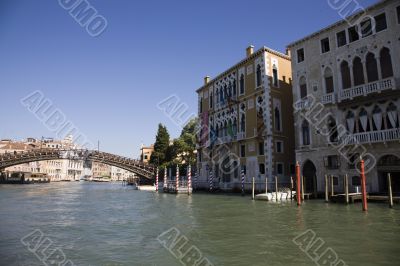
[299,76,307,99]
[224,120,228,137]
[233,118,237,135]
[256,65,262,87]
[240,74,245,94]
[366,53,378,82]
[386,103,398,129]
[272,65,278,87]
[380,48,393,79]
[358,108,369,132]
[341,61,351,89]
[219,87,223,102]
[215,124,219,138]
[232,79,237,96]
[346,111,355,133]
[353,57,365,86]
[327,116,338,143]
[372,106,383,131]
[274,107,281,131]
[209,92,213,108]
[302,120,310,146]
[240,114,246,132]
[324,67,334,93]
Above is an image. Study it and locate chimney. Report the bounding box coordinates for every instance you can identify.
[204,76,211,85]
[246,45,254,57]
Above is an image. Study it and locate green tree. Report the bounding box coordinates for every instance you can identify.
[150,123,170,166]
[169,118,197,165]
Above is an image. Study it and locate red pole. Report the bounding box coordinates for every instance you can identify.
[296,162,301,206]
[360,159,368,211]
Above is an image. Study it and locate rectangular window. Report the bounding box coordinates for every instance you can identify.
[209,93,213,109]
[297,48,304,63]
[240,145,246,158]
[348,26,359,43]
[360,18,372,37]
[336,30,347,47]
[397,6,400,24]
[273,68,278,87]
[375,13,387,32]
[332,176,339,186]
[275,141,283,153]
[321,37,330,53]
[258,142,264,156]
[259,163,265,175]
[324,155,340,169]
[276,163,284,175]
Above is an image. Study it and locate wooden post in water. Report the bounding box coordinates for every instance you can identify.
[155,167,159,192]
[296,162,301,206]
[345,174,349,204]
[330,175,334,197]
[265,177,268,194]
[290,176,293,201]
[275,176,278,202]
[301,176,305,201]
[325,175,329,202]
[187,165,192,195]
[388,173,393,208]
[360,159,368,212]
[252,177,255,200]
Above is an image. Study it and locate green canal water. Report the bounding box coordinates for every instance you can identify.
[0,182,399,266]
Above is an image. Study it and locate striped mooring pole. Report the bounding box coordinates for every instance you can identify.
[163,167,167,190]
[176,165,179,192]
[155,167,159,192]
[241,169,245,195]
[360,158,368,211]
[209,169,213,192]
[194,170,198,190]
[187,165,192,195]
[296,161,301,206]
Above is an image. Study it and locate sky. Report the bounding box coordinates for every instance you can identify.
[0,0,378,158]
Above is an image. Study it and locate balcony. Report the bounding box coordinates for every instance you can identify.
[237,132,245,141]
[321,93,336,104]
[294,97,313,111]
[339,128,400,145]
[339,77,396,102]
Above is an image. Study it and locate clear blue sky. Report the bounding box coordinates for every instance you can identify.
[0,0,378,158]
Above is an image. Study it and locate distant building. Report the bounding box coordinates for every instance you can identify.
[92,162,111,178]
[111,166,135,181]
[140,144,154,163]
[286,0,400,194]
[196,45,295,190]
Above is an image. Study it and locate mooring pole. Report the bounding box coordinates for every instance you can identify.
[187,165,192,195]
[290,176,293,201]
[252,177,255,200]
[330,175,334,197]
[241,168,245,196]
[388,173,393,208]
[265,177,268,194]
[325,175,329,202]
[345,174,349,204]
[155,167,159,192]
[360,159,368,211]
[176,165,179,193]
[163,167,167,191]
[275,176,278,201]
[296,162,301,206]
[301,176,305,201]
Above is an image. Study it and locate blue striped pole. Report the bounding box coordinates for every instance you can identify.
[241,169,245,195]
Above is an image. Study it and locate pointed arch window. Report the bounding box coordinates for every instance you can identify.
[380,48,393,79]
[366,53,378,82]
[353,57,365,86]
[327,116,338,143]
[239,74,245,94]
[302,120,310,146]
[256,65,262,87]
[341,61,351,89]
[240,114,246,132]
[372,106,383,131]
[299,76,307,99]
[386,103,398,129]
[233,118,237,135]
[346,111,355,133]
[324,67,334,93]
[358,109,369,132]
[232,79,237,96]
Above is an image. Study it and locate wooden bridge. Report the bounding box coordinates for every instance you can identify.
[0,149,156,179]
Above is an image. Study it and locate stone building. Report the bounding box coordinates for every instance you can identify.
[286,0,400,194]
[140,144,154,163]
[196,46,295,190]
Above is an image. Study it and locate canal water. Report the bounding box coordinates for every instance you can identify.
[0,182,399,266]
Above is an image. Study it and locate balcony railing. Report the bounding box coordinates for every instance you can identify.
[339,77,395,101]
[294,97,313,111]
[237,132,245,140]
[321,93,336,104]
[339,128,400,145]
